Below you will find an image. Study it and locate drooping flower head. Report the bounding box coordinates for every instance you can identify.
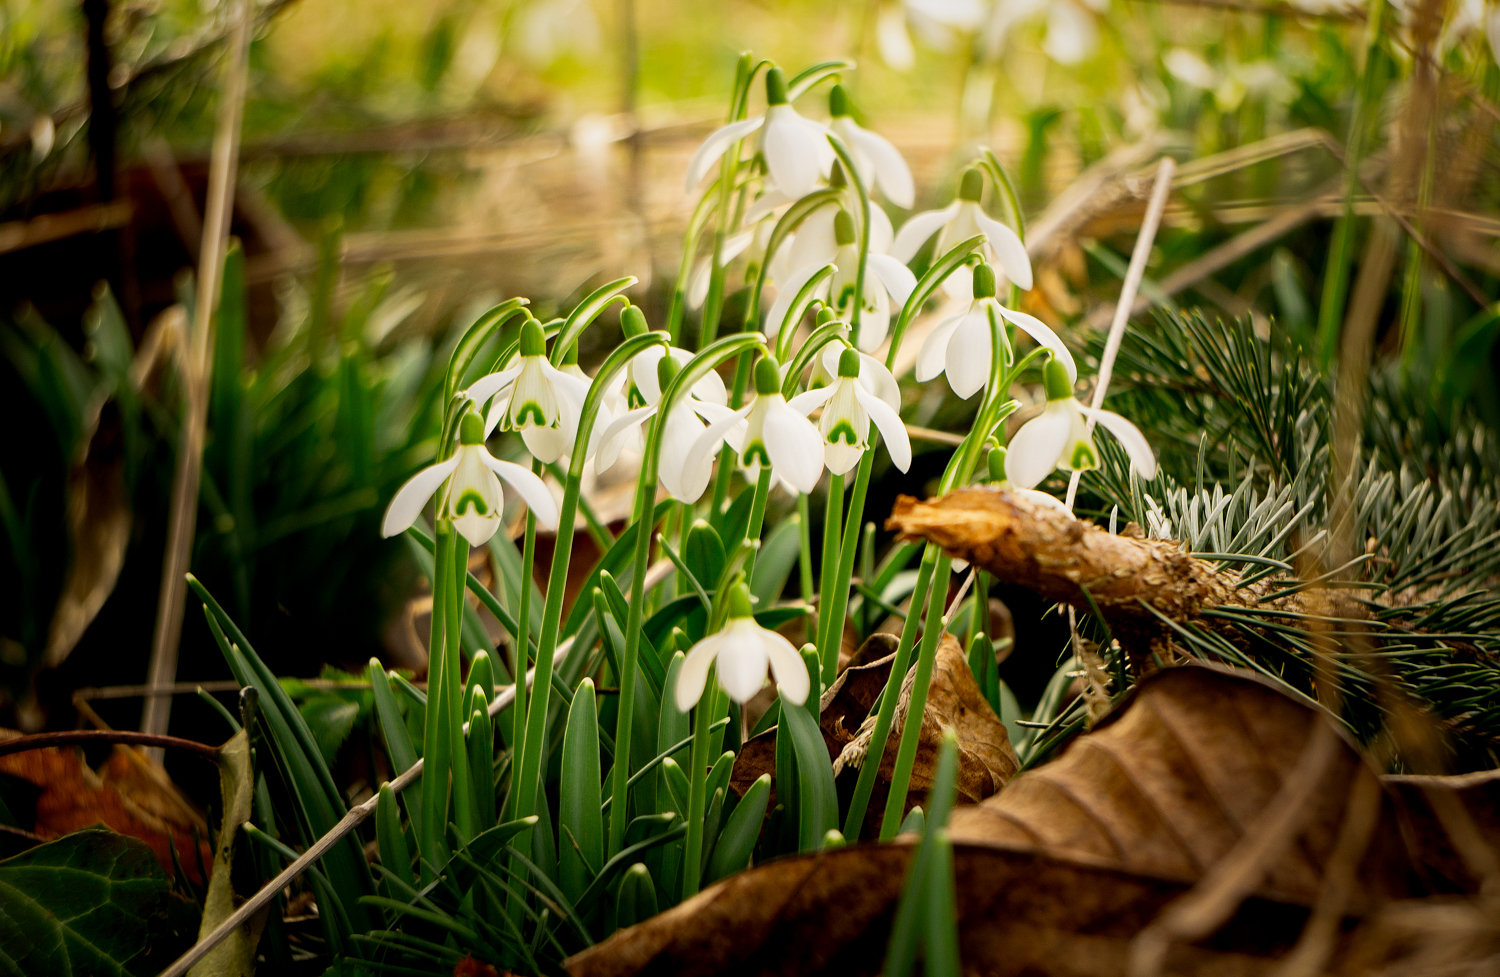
[684,66,833,201]
[982,439,1074,516]
[891,167,1032,299]
[381,410,559,546]
[466,318,599,465]
[675,577,810,709]
[597,347,742,503]
[916,262,1073,399]
[686,354,825,496]
[1004,357,1157,489]
[789,346,911,476]
[827,84,914,208]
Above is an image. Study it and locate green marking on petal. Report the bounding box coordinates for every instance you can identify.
[627,383,648,409]
[742,442,771,468]
[514,400,548,427]
[453,488,490,517]
[836,284,857,310]
[827,420,861,446]
[1069,441,1098,471]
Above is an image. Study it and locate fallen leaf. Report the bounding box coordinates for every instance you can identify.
[572,665,1500,977]
[729,633,1018,839]
[42,396,131,670]
[0,731,213,885]
[187,729,267,977]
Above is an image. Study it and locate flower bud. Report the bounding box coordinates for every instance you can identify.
[657,350,682,391]
[834,210,856,246]
[621,305,648,338]
[766,67,789,106]
[459,410,485,445]
[816,305,836,325]
[519,318,547,357]
[988,444,1007,482]
[1043,357,1073,401]
[754,355,782,395]
[972,262,997,299]
[959,167,984,202]
[829,83,852,118]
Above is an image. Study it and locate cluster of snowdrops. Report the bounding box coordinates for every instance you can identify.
[377,58,1158,876]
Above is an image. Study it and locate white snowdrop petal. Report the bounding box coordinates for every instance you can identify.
[762,107,824,200]
[890,203,959,263]
[521,425,570,465]
[1014,487,1074,516]
[1080,406,1158,481]
[786,385,837,415]
[763,402,826,494]
[762,629,810,706]
[765,263,833,339]
[682,404,752,486]
[1004,404,1073,489]
[596,405,657,474]
[859,353,902,412]
[849,126,915,209]
[915,312,964,382]
[675,634,724,711]
[788,204,839,273]
[685,117,764,191]
[481,453,561,530]
[855,384,912,472]
[973,211,1034,292]
[999,307,1078,384]
[381,456,460,538]
[943,309,993,399]
[465,366,522,409]
[688,256,714,310]
[717,620,772,703]
[866,252,918,308]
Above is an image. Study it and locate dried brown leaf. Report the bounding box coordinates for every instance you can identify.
[573,665,1500,977]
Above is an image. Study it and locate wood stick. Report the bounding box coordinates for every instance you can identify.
[141,0,251,757]
[1065,157,1175,511]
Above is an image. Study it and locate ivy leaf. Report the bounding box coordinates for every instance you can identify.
[0,828,197,977]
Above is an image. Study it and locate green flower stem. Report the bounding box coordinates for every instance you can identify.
[742,466,773,581]
[507,333,670,860]
[419,520,456,879]
[700,56,766,348]
[797,494,815,601]
[680,668,724,900]
[878,551,954,840]
[667,188,722,344]
[448,533,476,838]
[745,189,841,334]
[826,134,871,346]
[819,441,875,690]
[709,351,753,532]
[841,546,937,840]
[816,473,845,689]
[507,502,537,818]
[610,333,766,856]
[845,301,1018,841]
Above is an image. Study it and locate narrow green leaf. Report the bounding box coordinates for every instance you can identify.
[779,688,838,851]
[615,863,658,929]
[705,773,769,883]
[559,679,604,904]
[376,785,415,894]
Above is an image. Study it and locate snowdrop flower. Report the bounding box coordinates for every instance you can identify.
[686,355,826,495]
[381,411,559,546]
[983,442,1074,516]
[877,0,988,71]
[773,211,916,352]
[891,167,1032,299]
[596,349,740,503]
[981,0,1106,67]
[675,579,809,709]
[789,346,912,476]
[916,263,1074,399]
[685,67,833,201]
[1004,357,1156,489]
[827,85,914,208]
[465,319,599,466]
